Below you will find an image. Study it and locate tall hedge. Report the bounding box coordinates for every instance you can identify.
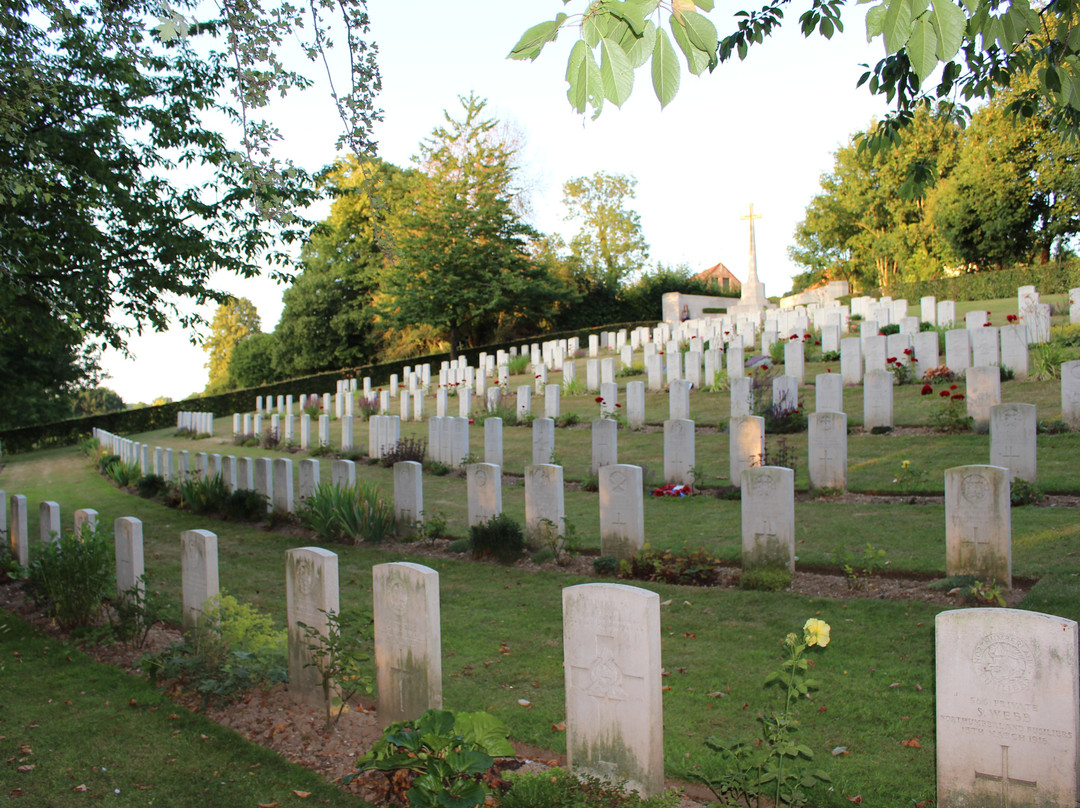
[880,262,1080,302]
[0,321,655,454]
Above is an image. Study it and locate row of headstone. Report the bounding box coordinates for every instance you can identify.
[176,411,214,435]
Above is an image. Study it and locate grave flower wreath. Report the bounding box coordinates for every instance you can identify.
[652,483,691,497]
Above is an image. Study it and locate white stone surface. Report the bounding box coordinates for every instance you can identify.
[286,547,339,708]
[945,465,1011,587]
[808,411,847,490]
[599,464,644,559]
[741,466,795,574]
[181,529,219,636]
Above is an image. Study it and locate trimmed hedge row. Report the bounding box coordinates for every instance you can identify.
[0,321,656,454]
[877,263,1080,302]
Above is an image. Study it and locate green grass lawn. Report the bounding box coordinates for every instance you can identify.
[4,296,1080,807]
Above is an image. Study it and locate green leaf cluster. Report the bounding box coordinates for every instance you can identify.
[346,709,514,808]
[509,0,717,117]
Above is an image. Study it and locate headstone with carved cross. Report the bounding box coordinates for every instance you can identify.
[562,583,664,796]
[863,370,894,431]
[936,608,1079,808]
[591,418,618,476]
[373,562,442,727]
[809,411,847,490]
[990,403,1037,484]
[466,463,502,528]
[286,547,339,709]
[663,419,695,486]
[945,465,1011,587]
[967,366,1002,431]
[740,466,795,575]
[729,416,764,486]
[599,464,644,559]
[525,464,564,545]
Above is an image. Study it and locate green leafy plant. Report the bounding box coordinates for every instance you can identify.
[415,509,449,544]
[24,523,112,628]
[136,473,169,498]
[343,709,515,808]
[297,608,374,727]
[592,555,618,576]
[426,459,451,476]
[1031,342,1069,380]
[762,436,799,476]
[691,619,832,808]
[108,573,164,648]
[704,368,730,393]
[924,384,972,432]
[180,473,231,515]
[968,579,1007,607]
[615,362,645,377]
[143,593,287,707]
[562,376,586,395]
[507,355,530,375]
[836,543,888,590]
[380,436,427,468]
[296,482,397,544]
[1010,478,1044,506]
[617,544,719,586]
[357,395,379,419]
[737,565,793,592]
[501,768,680,808]
[556,412,580,427]
[469,512,526,563]
[892,458,927,487]
[105,458,143,487]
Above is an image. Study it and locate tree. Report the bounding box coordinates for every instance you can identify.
[789,106,961,291]
[0,294,102,429]
[274,158,417,377]
[512,1,1080,140]
[379,94,566,358]
[74,388,125,417]
[562,172,650,291]
[227,333,280,389]
[1,0,379,354]
[931,79,1080,268]
[204,298,261,394]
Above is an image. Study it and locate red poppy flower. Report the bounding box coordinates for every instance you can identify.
[595,396,604,403]
[940,390,951,398]
[1007,314,1018,323]
[790,334,798,340]
[904,347,914,356]
[887,357,897,364]
[615,403,622,408]
[950,384,958,390]
[804,333,811,339]
[814,340,821,346]
[921,384,933,395]
[952,394,965,401]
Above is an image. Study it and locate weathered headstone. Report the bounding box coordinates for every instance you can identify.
[525,464,564,544]
[39,500,60,544]
[272,458,294,513]
[1063,360,1080,424]
[784,339,805,385]
[331,459,356,489]
[562,583,664,797]
[967,366,1002,431]
[935,608,1079,808]
[237,456,254,491]
[114,517,144,599]
[591,418,618,475]
[971,326,1001,368]
[990,403,1037,484]
[840,337,862,385]
[808,411,847,490]
[945,329,972,377]
[669,379,691,420]
[945,465,1011,586]
[727,343,745,379]
[773,375,799,411]
[729,376,753,417]
[864,370,894,430]
[286,547,339,708]
[913,331,939,379]
[484,417,503,467]
[663,419,695,485]
[533,417,556,466]
[181,529,219,636]
[545,384,561,419]
[74,508,98,537]
[1000,324,1030,381]
[253,458,273,511]
[466,463,502,527]
[741,466,795,574]
[10,494,28,566]
[729,415,764,484]
[373,562,442,726]
[815,373,843,412]
[626,381,645,428]
[298,458,320,501]
[599,464,644,559]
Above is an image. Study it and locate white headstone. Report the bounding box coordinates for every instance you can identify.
[626,381,645,428]
[286,547,339,708]
[298,458,320,502]
[945,465,1011,586]
[729,415,764,485]
[331,459,356,489]
[484,417,503,467]
[599,464,645,559]
[10,494,28,566]
[525,464,564,544]
[840,337,862,385]
[181,529,219,636]
[864,370,894,430]
[533,418,556,466]
[990,403,1037,484]
[114,517,144,599]
[562,583,664,796]
[1063,360,1080,424]
[808,411,847,490]
[373,562,442,726]
[935,608,1079,808]
[668,379,691,421]
[591,418,618,475]
[39,500,60,544]
[967,366,1002,431]
[815,373,843,413]
[663,419,695,485]
[466,463,502,527]
[741,466,795,574]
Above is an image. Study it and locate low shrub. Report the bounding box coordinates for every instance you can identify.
[592,555,618,575]
[469,512,525,563]
[296,482,396,544]
[180,474,231,515]
[143,592,287,707]
[738,565,793,591]
[1031,342,1069,380]
[615,362,645,377]
[136,473,169,499]
[447,538,471,554]
[617,544,719,586]
[380,436,427,468]
[25,524,113,628]
[1010,478,1044,506]
[507,355,530,374]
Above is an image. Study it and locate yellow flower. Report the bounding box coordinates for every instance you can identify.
[804,618,831,648]
[901,460,911,469]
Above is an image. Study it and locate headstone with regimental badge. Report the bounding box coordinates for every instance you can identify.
[945,465,1011,587]
[741,466,795,575]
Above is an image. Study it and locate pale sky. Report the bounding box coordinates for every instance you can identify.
[99,1,893,403]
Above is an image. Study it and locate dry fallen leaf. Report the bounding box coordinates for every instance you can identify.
[74,784,89,792]
[831,746,848,756]
[258,803,279,807]
[551,721,566,731]
[291,790,310,798]
[847,796,862,803]
[16,765,34,772]
[901,738,922,748]
[517,699,531,707]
